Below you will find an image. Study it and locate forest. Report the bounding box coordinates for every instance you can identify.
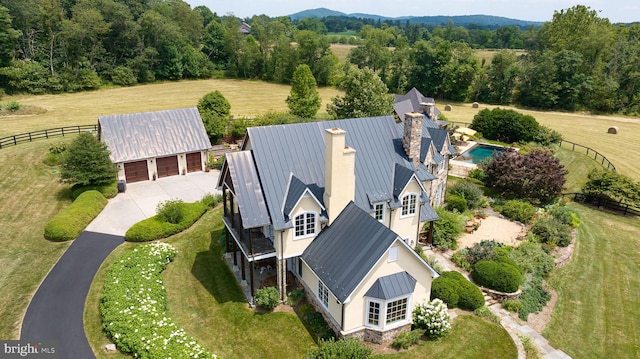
[0,0,638,115]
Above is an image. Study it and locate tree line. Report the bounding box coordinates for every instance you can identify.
[0,1,638,115]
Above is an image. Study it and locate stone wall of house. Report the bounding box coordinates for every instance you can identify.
[296,276,340,337]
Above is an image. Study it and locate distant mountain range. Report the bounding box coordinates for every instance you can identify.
[289,8,544,27]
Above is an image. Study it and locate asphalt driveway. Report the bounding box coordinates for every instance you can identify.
[21,171,221,357]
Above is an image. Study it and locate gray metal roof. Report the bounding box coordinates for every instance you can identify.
[393,163,415,198]
[394,87,441,118]
[246,115,432,231]
[302,202,399,302]
[365,272,417,300]
[420,202,439,222]
[433,151,445,164]
[224,151,271,228]
[98,107,211,163]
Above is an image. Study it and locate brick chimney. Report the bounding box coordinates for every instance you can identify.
[324,128,356,225]
[403,112,423,167]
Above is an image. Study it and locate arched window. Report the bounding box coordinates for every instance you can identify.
[294,212,317,239]
[401,194,418,217]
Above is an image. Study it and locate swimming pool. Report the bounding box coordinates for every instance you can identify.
[457,144,507,164]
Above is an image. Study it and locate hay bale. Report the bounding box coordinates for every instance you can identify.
[472,102,480,108]
[444,104,452,111]
[607,126,618,134]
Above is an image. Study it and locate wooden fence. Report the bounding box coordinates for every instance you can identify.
[0,124,98,149]
[564,192,640,216]
[447,122,616,172]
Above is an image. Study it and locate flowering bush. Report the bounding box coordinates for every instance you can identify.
[100,242,217,358]
[412,298,451,338]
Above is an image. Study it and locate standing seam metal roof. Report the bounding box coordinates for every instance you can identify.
[364,272,417,300]
[98,107,211,163]
[301,202,399,302]
[225,151,271,228]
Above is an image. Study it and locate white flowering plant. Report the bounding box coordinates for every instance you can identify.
[100,242,217,358]
[412,298,451,338]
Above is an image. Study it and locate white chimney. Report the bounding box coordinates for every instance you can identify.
[403,112,423,167]
[324,128,356,225]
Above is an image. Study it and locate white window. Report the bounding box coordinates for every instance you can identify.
[374,203,385,222]
[367,301,381,326]
[401,194,418,217]
[388,247,398,262]
[294,212,316,239]
[438,161,445,173]
[318,280,329,308]
[365,296,410,329]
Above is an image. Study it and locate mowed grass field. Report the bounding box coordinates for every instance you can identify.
[0,79,343,138]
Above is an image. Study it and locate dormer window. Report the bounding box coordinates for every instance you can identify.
[374,203,385,222]
[401,194,418,217]
[294,212,317,239]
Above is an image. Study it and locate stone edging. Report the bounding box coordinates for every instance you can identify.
[555,229,577,269]
[481,287,522,302]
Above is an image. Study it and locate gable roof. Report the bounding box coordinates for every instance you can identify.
[394,87,441,118]
[365,272,417,300]
[98,107,211,163]
[301,202,399,303]
[283,174,325,218]
[245,116,430,231]
[223,151,271,228]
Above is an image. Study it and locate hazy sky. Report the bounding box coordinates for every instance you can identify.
[184,0,638,24]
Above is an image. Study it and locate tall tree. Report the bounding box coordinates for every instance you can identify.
[197,90,231,143]
[0,5,20,67]
[60,132,117,186]
[485,50,521,104]
[348,25,393,73]
[286,64,321,118]
[327,66,393,119]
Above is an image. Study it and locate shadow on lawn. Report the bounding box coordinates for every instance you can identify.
[191,229,246,304]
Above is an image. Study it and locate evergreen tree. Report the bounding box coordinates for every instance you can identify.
[197,90,231,143]
[327,66,393,119]
[60,132,117,186]
[286,64,321,118]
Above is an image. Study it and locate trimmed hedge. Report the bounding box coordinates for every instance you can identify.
[125,202,207,242]
[44,190,108,241]
[431,271,484,310]
[472,260,523,293]
[71,181,118,199]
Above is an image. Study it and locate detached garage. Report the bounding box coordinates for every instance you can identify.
[98,107,212,183]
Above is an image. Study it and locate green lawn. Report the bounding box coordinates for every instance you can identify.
[545,204,640,358]
[0,141,72,338]
[555,146,604,193]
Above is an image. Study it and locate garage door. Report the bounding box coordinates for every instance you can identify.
[186,152,202,173]
[156,155,179,178]
[124,160,149,183]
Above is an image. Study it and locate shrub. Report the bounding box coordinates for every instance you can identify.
[507,242,555,277]
[448,180,486,209]
[413,298,451,338]
[201,193,222,208]
[468,168,486,181]
[502,299,522,313]
[304,338,371,359]
[44,190,107,241]
[287,289,305,307]
[471,108,540,143]
[255,286,280,311]
[474,306,500,323]
[100,243,216,358]
[391,329,422,349]
[431,208,465,250]
[71,181,118,199]
[530,216,572,247]
[110,65,137,86]
[156,199,185,224]
[430,277,460,308]
[465,240,504,265]
[302,311,335,341]
[48,142,67,154]
[126,201,207,242]
[583,169,640,207]
[451,249,471,271]
[499,199,536,223]
[4,100,23,112]
[437,271,485,311]
[445,194,467,212]
[518,276,551,321]
[534,125,563,146]
[548,205,581,228]
[43,152,65,166]
[472,260,523,293]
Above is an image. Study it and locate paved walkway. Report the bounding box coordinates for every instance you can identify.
[20,171,221,358]
[426,248,572,359]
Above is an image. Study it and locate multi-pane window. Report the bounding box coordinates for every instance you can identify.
[318,280,329,308]
[401,194,417,216]
[294,212,316,238]
[374,203,385,222]
[386,298,408,324]
[368,301,380,326]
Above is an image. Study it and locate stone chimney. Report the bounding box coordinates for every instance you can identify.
[324,128,356,225]
[403,112,423,167]
[419,100,436,119]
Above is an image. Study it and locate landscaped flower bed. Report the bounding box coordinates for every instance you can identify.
[100,242,217,358]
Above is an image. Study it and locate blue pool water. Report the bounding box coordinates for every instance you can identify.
[459,144,506,164]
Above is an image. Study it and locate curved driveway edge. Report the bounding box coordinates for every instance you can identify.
[20,232,124,358]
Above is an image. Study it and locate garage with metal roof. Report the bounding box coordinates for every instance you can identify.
[98,107,212,183]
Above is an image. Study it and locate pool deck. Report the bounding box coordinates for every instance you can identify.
[450,141,479,177]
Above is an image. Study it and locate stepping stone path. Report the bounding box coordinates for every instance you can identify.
[424,247,573,359]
